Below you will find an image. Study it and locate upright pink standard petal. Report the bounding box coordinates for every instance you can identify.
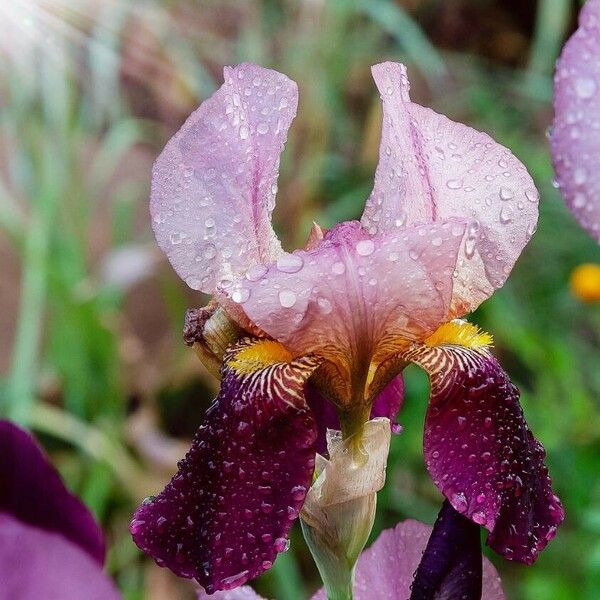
[551,0,600,242]
[363,62,539,314]
[151,63,297,292]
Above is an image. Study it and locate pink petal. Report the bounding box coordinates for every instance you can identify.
[131,338,319,593]
[239,220,467,388]
[0,514,120,600]
[551,0,600,242]
[311,519,506,600]
[363,62,538,314]
[150,63,297,292]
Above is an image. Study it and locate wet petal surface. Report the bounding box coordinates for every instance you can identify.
[150,63,297,292]
[131,339,320,593]
[0,514,120,600]
[0,420,105,564]
[551,0,600,242]
[404,341,564,564]
[240,220,466,402]
[363,62,538,314]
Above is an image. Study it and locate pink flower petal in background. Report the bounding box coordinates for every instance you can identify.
[150,63,297,292]
[363,62,539,314]
[199,519,505,600]
[240,220,467,389]
[0,514,120,600]
[551,0,600,242]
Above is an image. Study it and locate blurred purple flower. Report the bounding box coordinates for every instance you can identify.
[0,420,120,600]
[132,61,563,593]
[551,0,600,241]
[199,505,506,600]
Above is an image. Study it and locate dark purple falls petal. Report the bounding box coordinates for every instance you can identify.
[403,345,564,564]
[0,513,120,600]
[0,420,105,564]
[306,374,404,455]
[131,338,320,593]
[410,500,482,600]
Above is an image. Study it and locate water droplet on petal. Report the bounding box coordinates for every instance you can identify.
[276,254,304,273]
[574,76,596,99]
[332,261,346,275]
[317,297,332,314]
[355,239,375,256]
[278,289,297,308]
[499,187,514,200]
[446,178,463,190]
[246,264,268,281]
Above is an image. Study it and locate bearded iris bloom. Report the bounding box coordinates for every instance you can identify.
[131,61,563,596]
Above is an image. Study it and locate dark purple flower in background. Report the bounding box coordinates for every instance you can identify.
[0,420,120,600]
[551,0,600,241]
[132,61,564,594]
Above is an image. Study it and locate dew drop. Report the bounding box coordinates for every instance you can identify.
[276,253,304,273]
[499,205,514,224]
[239,124,250,140]
[446,178,463,190]
[246,264,268,281]
[574,76,596,99]
[499,187,514,200]
[332,261,346,275]
[231,287,250,304]
[317,297,332,314]
[356,239,375,256]
[278,289,297,308]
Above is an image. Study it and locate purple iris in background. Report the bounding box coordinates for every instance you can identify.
[551,0,600,241]
[131,61,564,595]
[0,420,120,600]
[200,504,506,600]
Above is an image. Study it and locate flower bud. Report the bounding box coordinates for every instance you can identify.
[300,418,391,600]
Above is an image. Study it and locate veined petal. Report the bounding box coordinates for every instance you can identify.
[0,514,120,600]
[363,62,538,314]
[240,220,466,404]
[403,323,564,564]
[131,338,320,593]
[0,420,105,564]
[409,500,483,600]
[551,0,600,242]
[150,63,297,292]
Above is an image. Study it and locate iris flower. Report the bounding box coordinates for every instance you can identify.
[0,420,120,600]
[199,503,506,600]
[551,0,600,243]
[131,62,563,595]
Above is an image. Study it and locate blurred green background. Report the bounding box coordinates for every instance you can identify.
[0,0,599,598]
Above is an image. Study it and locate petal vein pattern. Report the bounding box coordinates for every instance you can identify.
[150,63,298,292]
[363,62,538,314]
[130,338,320,593]
[240,220,467,401]
[403,341,564,563]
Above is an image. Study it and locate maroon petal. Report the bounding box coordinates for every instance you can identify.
[0,420,105,564]
[409,500,482,600]
[404,343,564,563]
[131,338,320,593]
[0,513,120,600]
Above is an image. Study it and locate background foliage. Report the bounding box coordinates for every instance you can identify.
[0,1,598,598]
